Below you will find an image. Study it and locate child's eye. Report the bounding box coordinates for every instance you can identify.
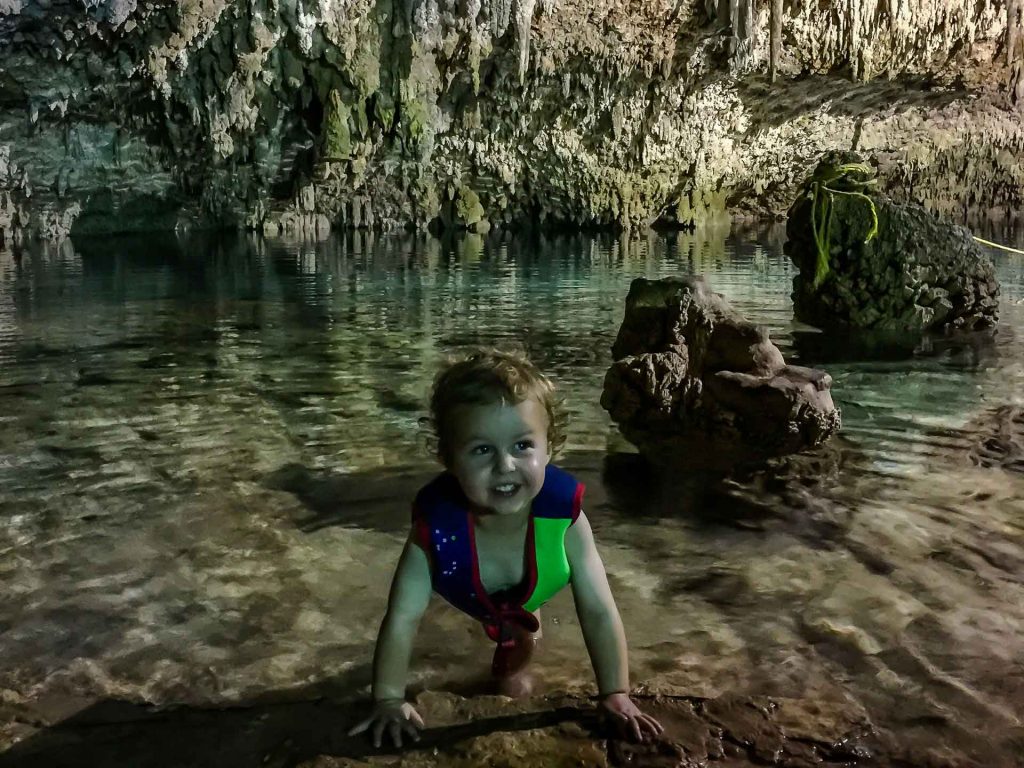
[514,440,534,452]
[470,445,491,456]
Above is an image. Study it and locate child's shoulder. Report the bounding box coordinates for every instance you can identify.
[414,470,456,497]
[531,464,584,523]
[412,471,461,523]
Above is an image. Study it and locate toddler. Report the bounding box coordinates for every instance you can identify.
[349,349,663,748]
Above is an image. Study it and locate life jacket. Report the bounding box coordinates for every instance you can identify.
[412,464,584,641]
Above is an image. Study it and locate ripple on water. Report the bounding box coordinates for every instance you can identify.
[0,229,1022,765]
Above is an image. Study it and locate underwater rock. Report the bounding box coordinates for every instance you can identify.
[601,276,840,469]
[785,152,1000,333]
[968,405,1024,473]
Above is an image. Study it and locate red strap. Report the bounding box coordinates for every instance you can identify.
[570,482,585,524]
[411,505,432,557]
[483,608,540,642]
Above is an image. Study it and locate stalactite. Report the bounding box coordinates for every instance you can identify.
[513,0,537,84]
[1008,0,1020,69]
[848,0,863,80]
[707,0,755,72]
[737,0,755,71]
[705,0,726,26]
[769,0,782,84]
[1009,0,1024,104]
[485,0,513,39]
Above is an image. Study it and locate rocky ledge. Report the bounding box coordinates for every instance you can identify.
[0,0,1023,245]
[1,688,996,768]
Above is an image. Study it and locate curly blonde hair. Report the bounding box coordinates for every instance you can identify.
[427,348,567,465]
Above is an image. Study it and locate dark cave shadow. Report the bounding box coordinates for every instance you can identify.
[264,446,856,538]
[0,660,369,768]
[734,73,967,131]
[790,326,1000,368]
[596,447,890,571]
[0,686,587,768]
[595,450,799,531]
[264,451,741,538]
[263,462,438,535]
[264,445,890,607]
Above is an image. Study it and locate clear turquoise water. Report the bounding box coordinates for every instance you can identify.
[0,226,1022,764]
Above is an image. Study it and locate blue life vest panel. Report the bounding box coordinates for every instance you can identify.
[412,464,584,639]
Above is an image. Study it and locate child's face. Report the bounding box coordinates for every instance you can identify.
[445,397,550,517]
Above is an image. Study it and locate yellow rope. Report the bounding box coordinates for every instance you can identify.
[973,235,1024,255]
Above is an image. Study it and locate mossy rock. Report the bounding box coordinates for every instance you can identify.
[400,98,431,151]
[785,153,999,333]
[321,90,352,161]
[455,185,484,227]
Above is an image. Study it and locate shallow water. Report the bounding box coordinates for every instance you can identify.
[0,226,1022,764]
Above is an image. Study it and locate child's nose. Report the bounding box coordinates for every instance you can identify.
[495,451,516,473]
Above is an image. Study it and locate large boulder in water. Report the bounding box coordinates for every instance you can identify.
[785,152,999,333]
[601,277,840,468]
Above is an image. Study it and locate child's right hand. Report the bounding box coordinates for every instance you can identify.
[347,698,424,748]
[598,693,664,742]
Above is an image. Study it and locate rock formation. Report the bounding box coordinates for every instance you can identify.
[601,276,840,468]
[2,687,947,768]
[0,1,1022,246]
[785,153,1000,333]
[969,405,1024,473]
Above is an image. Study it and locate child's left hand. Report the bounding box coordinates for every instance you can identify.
[598,693,664,742]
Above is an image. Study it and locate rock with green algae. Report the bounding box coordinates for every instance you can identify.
[441,184,487,231]
[785,152,1001,334]
[455,186,484,225]
[322,91,353,161]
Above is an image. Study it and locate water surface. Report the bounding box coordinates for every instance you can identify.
[0,226,1022,764]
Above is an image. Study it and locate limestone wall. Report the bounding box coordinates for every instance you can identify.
[0,0,1020,244]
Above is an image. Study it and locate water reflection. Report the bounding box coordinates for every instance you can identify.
[0,226,1022,765]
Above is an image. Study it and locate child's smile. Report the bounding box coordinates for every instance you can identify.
[446,398,550,518]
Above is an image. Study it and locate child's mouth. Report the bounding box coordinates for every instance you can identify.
[492,483,521,497]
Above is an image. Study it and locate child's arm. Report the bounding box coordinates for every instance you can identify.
[565,511,664,742]
[348,530,433,747]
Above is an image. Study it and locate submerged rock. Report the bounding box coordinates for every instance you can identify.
[786,153,1000,333]
[601,277,840,469]
[968,405,1024,473]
